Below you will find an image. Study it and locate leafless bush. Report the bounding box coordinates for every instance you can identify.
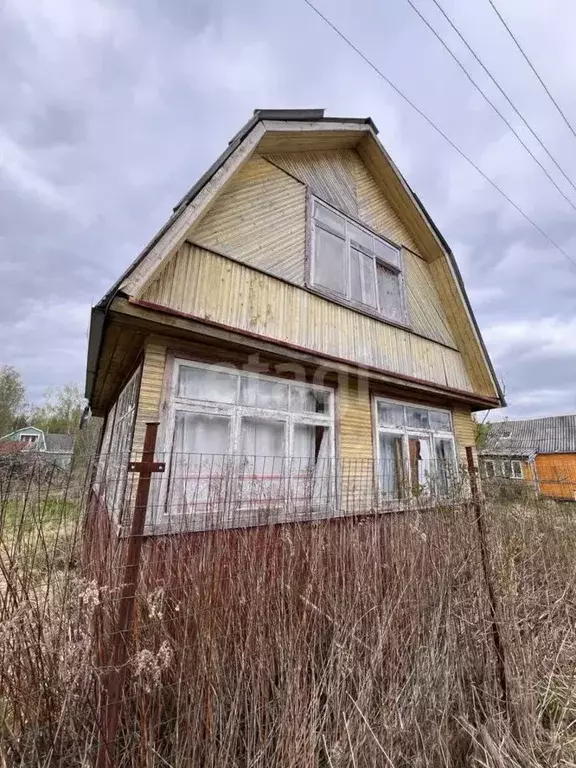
[1,457,576,766]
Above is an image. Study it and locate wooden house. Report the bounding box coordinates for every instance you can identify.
[480,415,576,500]
[0,426,74,469]
[85,109,503,533]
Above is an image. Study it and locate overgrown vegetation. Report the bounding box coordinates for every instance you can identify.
[1,462,575,767]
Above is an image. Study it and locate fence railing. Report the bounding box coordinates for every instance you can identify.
[1,446,576,767]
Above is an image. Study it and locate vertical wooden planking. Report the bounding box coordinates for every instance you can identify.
[141,246,474,393]
[262,150,357,217]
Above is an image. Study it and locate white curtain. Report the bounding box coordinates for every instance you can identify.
[291,424,331,511]
[239,418,286,512]
[379,433,403,498]
[171,412,230,522]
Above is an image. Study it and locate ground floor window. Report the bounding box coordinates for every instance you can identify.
[481,458,524,480]
[97,365,141,520]
[374,397,457,501]
[158,359,334,529]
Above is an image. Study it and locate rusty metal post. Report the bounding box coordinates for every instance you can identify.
[466,446,509,714]
[97,423,164,768]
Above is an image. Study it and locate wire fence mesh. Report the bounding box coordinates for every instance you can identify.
[1,449,576,766]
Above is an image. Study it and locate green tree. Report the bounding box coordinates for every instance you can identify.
[0,365,26,436]
[473,414,490,448]
[33,383,85,435]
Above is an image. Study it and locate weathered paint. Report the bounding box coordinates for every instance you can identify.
[452,405,477,466]
[429,258,495,397]
[142,244,474,393]
[263,150,358,218]
[131,342,167,456]
[535,453,576,499]
[191,155,307,284]
[130,337,475,516]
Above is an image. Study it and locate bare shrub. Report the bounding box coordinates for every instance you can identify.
[1,457,576,766]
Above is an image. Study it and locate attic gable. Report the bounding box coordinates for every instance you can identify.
[87,109,503,407]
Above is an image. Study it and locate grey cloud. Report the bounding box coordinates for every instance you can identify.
[1,0,575,420]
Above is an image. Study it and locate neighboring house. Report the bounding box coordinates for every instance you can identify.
[85,108,503,533]
[0,426,75,469]
[480,416,576,500]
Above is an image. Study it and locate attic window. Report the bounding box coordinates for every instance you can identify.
[310,198,406,324]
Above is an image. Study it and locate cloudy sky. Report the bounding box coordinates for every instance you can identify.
[1,0,575,420]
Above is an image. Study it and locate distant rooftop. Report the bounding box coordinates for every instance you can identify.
[481,414,576,457]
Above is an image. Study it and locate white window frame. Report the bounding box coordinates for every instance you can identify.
[153,359,336,532]
[309,196,408,325]
[96,366,141,522]
[509,460,523,479]
[373,396,457,504]
[483,459,495,479]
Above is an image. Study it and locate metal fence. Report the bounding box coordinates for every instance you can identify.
[1,445,576,767]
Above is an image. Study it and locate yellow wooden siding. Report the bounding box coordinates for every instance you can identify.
[143,244,474,393]
[132,342,167,456]
[452,405,476,466]
[263,150,357,217]
[404,252,456,346]
[189,155,306,284]
[190,149,456,347]
[429,258,496,397]
[352,151,421,255]
[338,378,373,461]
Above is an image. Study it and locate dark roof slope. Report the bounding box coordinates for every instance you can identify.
[481,415,576,457]
[44,434,75,453]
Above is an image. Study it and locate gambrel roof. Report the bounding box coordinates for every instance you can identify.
[481,415,576,457]
[85,108,504,409]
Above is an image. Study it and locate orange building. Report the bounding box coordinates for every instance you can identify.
[480,416,576,500]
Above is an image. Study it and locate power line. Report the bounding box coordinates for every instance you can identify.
[486,0,576,142]
[402,0,576,215]
[300,0,576,271]
[428,0,576,196]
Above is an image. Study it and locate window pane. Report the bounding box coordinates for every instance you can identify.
[315,203,345,234]
[408,436,432,494]
[178,365,237,404]
[314,227,346,296]
[484,461,495,479]
[376,262,403,321]
[169,412,231,520]
[511,461,522,479]
[361,251,376,307]
[350,248,363,303]
[406,407,430,430]
[379,433,405,499]
[290,386,330,414]
[377,401,404,428]
[239,418,286,512]
[502,461,511,478]
[292,424,332,510]
[429,410,452,432]
[240,376,288,410]
[241,417,285,457]
[374,238,400,267]
[434,437,456,495]
[348,222,373,251]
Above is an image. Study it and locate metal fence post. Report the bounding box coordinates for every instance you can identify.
[97,423,164,768]
[466,446,509,715]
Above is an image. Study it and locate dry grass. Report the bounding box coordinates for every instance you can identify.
[1,465,576,767]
